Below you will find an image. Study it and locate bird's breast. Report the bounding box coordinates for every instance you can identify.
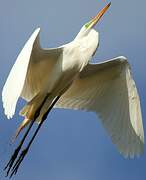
[45,45,89,94]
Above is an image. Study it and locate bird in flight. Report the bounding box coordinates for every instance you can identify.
[2,2,144,178]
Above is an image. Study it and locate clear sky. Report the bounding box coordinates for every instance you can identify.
[0,0,146,179]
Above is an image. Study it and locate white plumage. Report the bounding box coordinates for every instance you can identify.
[2,28,41,119]
[2,3,144,159]
[55,57,144,157]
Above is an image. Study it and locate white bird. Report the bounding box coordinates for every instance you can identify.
[2,2,144,177]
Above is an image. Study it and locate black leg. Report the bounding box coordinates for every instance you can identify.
[4,93,50,177]
[6,95,60,178]
[4,119,35,177]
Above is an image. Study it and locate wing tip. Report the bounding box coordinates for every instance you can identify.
[3,104,14,119]
[118,135,144,159]
[116,56,128,64]
[118,56,127,60]
[30,27,41,41]
[35,27,41,33]
[2,90,15,119]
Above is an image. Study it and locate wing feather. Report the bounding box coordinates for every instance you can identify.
[2,28,40,118]
[2,28,63,118]
[55,56,144,157]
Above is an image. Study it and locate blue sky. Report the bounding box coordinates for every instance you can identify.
[0,0,146,179]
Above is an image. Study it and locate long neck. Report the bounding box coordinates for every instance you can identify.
[75,29,99,62]
[74,26,89,40]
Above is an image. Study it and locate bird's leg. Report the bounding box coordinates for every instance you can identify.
[4,93,50,177]
[9,95,60,178]
[4,118,35,177]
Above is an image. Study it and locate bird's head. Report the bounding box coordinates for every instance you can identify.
[75,2,111,40]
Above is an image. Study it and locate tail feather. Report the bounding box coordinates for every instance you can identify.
[19,92,54,125]
[19,92,50,119]
[11,92,54,142]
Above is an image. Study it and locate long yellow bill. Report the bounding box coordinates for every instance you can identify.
[85,2,111,29]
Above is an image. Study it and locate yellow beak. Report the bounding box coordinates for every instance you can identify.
[85,2,111,29]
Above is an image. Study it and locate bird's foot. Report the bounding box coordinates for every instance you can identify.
[4,144,22,177]
[9,147,29,178]
[4,118,35,178]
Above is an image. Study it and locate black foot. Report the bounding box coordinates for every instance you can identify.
[4,118,35,178]
[4,144,21,177]
[10,147,28,178]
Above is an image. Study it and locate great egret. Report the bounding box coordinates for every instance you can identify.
[2,2,144,177]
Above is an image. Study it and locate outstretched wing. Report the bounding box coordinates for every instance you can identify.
[55,56,144,157]
[2,28,63,119]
